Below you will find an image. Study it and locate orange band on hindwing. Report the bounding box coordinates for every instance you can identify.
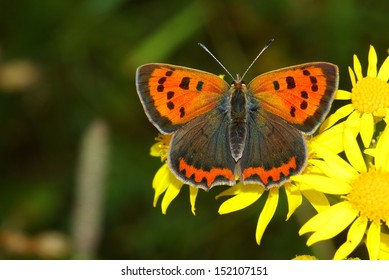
[242,157,297,185]
[178,158,234,187]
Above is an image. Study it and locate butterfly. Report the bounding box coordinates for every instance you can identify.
[136,41,339,191]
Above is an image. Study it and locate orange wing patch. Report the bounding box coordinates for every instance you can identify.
[178,158,235,188]
[136,64,229,133]
[248,63,338,134]
[242,156,297,186]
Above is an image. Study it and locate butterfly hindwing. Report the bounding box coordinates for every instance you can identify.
[168,107,236,190]
[248,62,339,134]
[239,107,307,187]
[136,64,229,134]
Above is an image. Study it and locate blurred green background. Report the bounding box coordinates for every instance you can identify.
[0,0,388,259]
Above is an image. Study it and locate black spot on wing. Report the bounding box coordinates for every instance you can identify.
[286,76,296,89]
[179,77,190,90]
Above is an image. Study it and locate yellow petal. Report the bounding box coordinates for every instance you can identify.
[150,142,161,157]
[379,233,389,260]
[160,172,183,214]
[367,45,378,77]
[335,89,352,100]
[366,222,381,260]
[292,174,351,194]
[334,216,368,260]
[344,127,367,173]
[377,55,389,81]
[300,201,354,234]
[304,164,323,175]
[256,188,279,245]
[313,123,345,154]
[189,186,199,215]
[152,163,171,207]
[353,54,363,80]
[379,249,389,260]
[300,188,330,213]
[285,184,302,220]
[218,184,264,214]
[311,141,358,180]
[215,183,244,198]
[375,125,389,172]
[319,104,354,132]
[309,159,341,180]
[345,110,361,129]
[348,66,356,87]
[360,113,375,148]
[301,202,357,246]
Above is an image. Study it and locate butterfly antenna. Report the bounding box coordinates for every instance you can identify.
[240,38,274,81]
[198,43,235,81]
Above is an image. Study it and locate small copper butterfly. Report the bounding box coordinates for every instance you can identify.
[136,40,339,190]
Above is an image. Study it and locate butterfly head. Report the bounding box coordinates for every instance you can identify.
[231,74,246,90]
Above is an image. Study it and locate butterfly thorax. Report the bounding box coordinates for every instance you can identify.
[229,81,248,162]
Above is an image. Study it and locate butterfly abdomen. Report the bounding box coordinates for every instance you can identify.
[229,84,248,162]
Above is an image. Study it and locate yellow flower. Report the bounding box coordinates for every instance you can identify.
[296,124,389,260]
[320,45,389,148]
[292,255,318,260]
[216,164,332,245]
[150,135,198,215]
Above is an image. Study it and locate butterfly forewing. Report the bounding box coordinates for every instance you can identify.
[248,63,339,134]
[136,64,229,134]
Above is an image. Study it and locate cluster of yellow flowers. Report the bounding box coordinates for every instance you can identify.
[149,46,389,260]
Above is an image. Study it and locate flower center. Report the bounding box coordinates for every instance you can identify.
[347,167,389,223]
[351,77,389,114]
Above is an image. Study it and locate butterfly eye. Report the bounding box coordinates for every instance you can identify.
[231,80,246,89]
